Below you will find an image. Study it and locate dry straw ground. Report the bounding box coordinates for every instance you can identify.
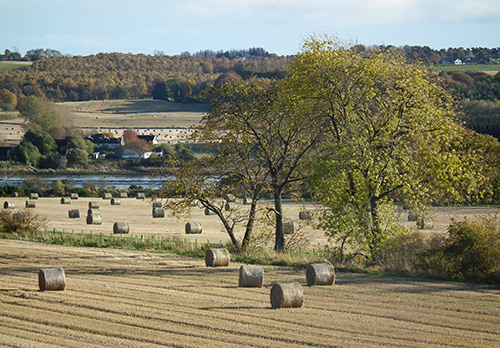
[0,239,499,347]
[4,196,500,246]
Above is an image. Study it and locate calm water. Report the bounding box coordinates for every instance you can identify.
[0,174,166,189]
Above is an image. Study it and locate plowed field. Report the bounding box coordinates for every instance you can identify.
[0,240,499,347]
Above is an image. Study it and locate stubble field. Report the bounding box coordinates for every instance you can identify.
[4,196,500,246]
[0,239,499,347]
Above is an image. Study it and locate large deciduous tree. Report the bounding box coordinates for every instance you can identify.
[290,37,492,262]
[122,129,152,157]
[200,78,326,251]
[17,95,64,131]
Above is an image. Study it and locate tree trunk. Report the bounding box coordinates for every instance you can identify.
[242,198,257,249]
[211,207,240,249]
[368,198,382,262]
[274,189,285,251]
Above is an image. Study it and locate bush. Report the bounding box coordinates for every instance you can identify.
[420,217,500,283]
[377,230,430,274]
[0,209,47,236]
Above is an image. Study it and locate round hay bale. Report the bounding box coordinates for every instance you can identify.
[70,193,79,200]
[224,193,236,202]
[29,193,39,200]
[68,209,80,218]
[3,201,15,209]
[60,197,71,204]
[190,199,199,206]
[102,192,112,200]
[185,222,202,234]
[119,192,128,199]
[10,192,19,198]
[299,211,312,220]
[417,217,434,230]
[88,201,100,209]
[205,248,230,267]
[86,214,102,225]
[204,207,215,215]
[306,263,335,286]
[136,192,145,200]
[113,222,130,234]
[270,282,303,309]
[239,265,263,288]
[152,207,165,218]
[283,218,294,234]
[407,210,418,222]
[87,208,101,216]
[25,200,36,208]
[225,202,236,211]
[111,198,121,205]
[152,202,162,208]
[38,267,66,291]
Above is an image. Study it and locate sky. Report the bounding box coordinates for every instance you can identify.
[1,0,499,57]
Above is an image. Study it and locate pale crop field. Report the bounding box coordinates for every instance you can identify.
[3,196,500,246]
[64,99,207,129]
[0,239,499,347]
[0,99,207,145]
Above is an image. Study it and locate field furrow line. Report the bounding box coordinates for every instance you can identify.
[4,271,498,347]
[0,300,256,348]
[1,285,489,348]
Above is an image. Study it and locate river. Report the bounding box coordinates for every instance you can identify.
[0,174,167,189]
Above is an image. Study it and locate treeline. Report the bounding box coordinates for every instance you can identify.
[0,51,290,103]
[391,45,500,65]
[182,47,273,59]
[1,45,500,141]
[438,70,500,139]
[0,46,498,105]
[0,48,65,62]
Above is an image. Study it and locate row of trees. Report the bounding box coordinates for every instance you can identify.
[1,45,498,105]
[1,48,65,61]
[0,52,290,103]
[3,45,499,64]
[9,129,94,168]
[160,37,499,263]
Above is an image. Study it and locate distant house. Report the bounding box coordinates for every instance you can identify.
[92,151,106,159]
[454,59,463,65]
[137,135,159,145]
[121,149,163,159]
[86,134,122,149]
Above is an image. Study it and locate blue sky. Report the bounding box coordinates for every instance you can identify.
[1,0,499,56]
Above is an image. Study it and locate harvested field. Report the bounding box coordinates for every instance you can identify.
[3,197,500,246]
[0,239,499,347]
[3,197,327,245]
[0,99,207,145]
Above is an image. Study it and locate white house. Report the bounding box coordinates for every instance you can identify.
[121,149,163,159]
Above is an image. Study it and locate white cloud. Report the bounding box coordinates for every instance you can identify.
[177,0,500,24]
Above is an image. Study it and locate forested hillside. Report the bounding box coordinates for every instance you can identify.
[0,50,290,103]
[1,45,500,139]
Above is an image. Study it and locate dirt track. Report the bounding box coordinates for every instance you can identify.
[0,239,499,347]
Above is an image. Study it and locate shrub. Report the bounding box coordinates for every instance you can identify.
[420,216,500,283]
[0,209,47,236]
[377,230,430,274]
